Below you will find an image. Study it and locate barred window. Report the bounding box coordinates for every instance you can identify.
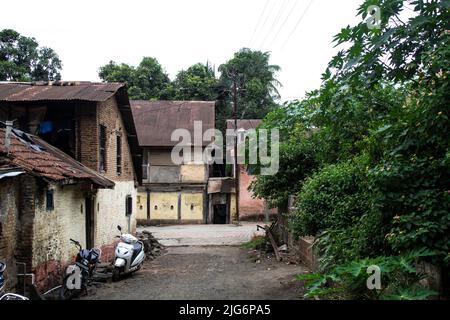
[99,125,107,172]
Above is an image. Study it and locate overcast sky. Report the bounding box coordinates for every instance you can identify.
[1,0,363,102]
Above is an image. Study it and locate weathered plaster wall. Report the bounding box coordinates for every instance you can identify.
[140,147,208,224]
[230,193,237,222]
[180,164,206,183]
[32,182,87,289]
[136,191,205,223]
[180,192,204,220]
[0,178,19,291]
[149,192,179,220]
[95,181,137,247]
[144,148,208,184]
[136,191,148,220]
[149,166,180,183]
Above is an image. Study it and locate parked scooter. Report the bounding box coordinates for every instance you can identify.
[113,225,145,281]
[59,239,101,300]
[0,261,29,300]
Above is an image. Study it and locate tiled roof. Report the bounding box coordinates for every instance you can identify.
[0,124,114,187]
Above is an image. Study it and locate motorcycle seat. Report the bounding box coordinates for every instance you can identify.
[133,242,143,253]
[131,242,143,262]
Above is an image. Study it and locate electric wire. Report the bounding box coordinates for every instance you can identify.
[281,0,314,50]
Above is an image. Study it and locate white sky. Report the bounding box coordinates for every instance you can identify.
[0,0,362,102]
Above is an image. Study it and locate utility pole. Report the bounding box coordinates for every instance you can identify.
[232,77,240,226]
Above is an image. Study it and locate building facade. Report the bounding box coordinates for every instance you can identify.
[0,124,116,290]
[0,81,141,290]
[131,100,215,225]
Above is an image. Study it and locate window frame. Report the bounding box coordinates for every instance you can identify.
[46,189,54,211]
[99,125,107,172]
[116,134,122,176]
[125,195,132,216]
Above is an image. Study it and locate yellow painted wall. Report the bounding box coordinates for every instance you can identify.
[33,183,86,267]
[136,192,148,220]
[150,192,179,220]
[180,193,204,220]
[230,193,237,222]
[180,164,206,182]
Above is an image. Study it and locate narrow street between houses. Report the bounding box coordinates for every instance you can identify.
[86,224,308,300]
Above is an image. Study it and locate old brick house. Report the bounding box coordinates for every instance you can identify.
[0,81,141,290]
[131,100,215,225]
[0,123,115,290]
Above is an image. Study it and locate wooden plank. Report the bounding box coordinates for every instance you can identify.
[267,230,282,262]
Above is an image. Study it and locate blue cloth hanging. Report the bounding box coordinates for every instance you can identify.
[39,121,53,134]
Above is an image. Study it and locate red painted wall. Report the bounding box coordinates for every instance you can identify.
[238,166,276,220]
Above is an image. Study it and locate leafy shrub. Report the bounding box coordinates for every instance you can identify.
[291,159,370,236]
[289,158,389,269]
[298,250,438,300]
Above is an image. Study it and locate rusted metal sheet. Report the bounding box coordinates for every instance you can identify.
[0,81,124,102]
[130,100,215,147]
[226,119,262,131]
[0,125,114,188]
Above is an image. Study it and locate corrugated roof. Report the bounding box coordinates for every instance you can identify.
[226,119,262,131]
[130,100,216,147]
[0,125,114,187]
[0,81,143,184]
[0,81,124,102]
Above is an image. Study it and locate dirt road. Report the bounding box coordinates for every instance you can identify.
[87,246,307,300]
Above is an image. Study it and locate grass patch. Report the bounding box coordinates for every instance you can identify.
[241,235,266,249]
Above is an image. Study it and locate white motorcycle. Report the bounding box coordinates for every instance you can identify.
[112,225,145,281]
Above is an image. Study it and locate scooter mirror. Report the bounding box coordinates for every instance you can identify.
[117,225,122,231]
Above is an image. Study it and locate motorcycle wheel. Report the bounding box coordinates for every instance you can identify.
[59,275,76,300]
[112,267,121,282]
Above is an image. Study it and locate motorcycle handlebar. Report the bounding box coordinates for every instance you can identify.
[70,238,82,250]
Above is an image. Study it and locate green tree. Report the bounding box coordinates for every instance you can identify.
[98,57,171,100]
[217,48,281,131]
[251,0,450,299]
[0,29,62,81]
[98,61,134,84]
[172,63,218,100]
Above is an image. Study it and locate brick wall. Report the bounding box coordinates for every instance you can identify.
[0,178,19,291]
[15,175,37,275]
[78,97,135,182]
[276,197,319,271]
[97,97,135,182]
[236,166,277,221]
[79,103,98,171]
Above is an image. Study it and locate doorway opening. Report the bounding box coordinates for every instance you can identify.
[213,204,227,224]
[85,197,95,248]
